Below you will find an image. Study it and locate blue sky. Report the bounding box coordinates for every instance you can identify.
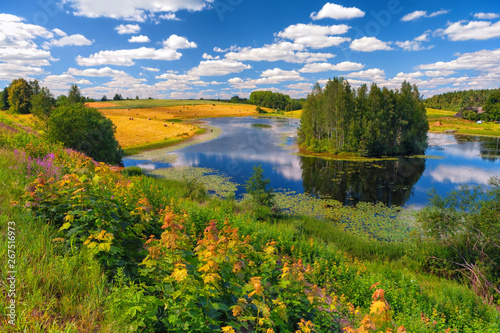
[0,0,499,99]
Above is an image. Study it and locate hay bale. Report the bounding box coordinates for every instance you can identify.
[433,121,442,127]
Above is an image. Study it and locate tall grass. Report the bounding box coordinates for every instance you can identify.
[0,148,109,332]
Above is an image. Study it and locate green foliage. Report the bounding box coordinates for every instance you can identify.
[245,164,275,209]
[104,268,160,332]
[299,78,429,156]
[8,78,32,114]
[417,182,500,304]
[249,90,302,111]
[47,103,123,164]
[67,84,84,104]
[0,87,9,110]
[229,95,248,104]
[22,153,162,276]
[151,167,237,198]
[121,166,143,177]
[0,149,108,332]
[31,87,55,130]
[425,88,500,112]
[484,90,500,120]
[113,93,123,101]
[2,126,499,331]
[255,105,265,113]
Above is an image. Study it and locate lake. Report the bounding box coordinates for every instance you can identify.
[124,116,500,207]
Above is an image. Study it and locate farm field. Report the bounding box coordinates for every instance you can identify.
[427,108,500,137]
[87,101,262,152]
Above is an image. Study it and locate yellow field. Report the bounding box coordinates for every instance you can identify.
[283,110,302,118]
[91,104,259,150]
[107,116,197,148]
[91,103,259,120]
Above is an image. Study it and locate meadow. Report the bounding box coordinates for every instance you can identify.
[427,108,500,136]
[1,119,500,332]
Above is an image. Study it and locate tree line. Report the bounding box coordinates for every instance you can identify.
[247,91,303,111]
[424,88,500,112]
[298,78,429,157]
[0,78,122,164]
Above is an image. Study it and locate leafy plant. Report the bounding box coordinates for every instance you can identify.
[245,164,275,208]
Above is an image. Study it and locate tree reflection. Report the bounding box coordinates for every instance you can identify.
[300,156,426,206]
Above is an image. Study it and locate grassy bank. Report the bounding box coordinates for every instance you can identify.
[427,108,500,137]
[1,115,499,331]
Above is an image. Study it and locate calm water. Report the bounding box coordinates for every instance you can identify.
[124,117,500,207]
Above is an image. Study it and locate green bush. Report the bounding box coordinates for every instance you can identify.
[122,166,143,177]
[47,103,123,164]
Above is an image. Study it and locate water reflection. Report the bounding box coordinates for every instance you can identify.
[300,156,425,206]
[124,118,500,207]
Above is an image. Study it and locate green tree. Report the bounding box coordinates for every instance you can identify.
[298,78,428,157]
[31,87,55,130]
[0,87,9,110]
[418,179,500,302]
[113,94,123,101]
[29,79,41,95]
[102,95,108,102]
[67,84,83,104]
[484,90,500,120]
[8,78,32,114]
[245,164,275,208]
[47,103,123,164]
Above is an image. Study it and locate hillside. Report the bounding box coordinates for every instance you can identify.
[1,114,499,332]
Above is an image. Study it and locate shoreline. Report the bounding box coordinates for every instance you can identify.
[124,120,222,162]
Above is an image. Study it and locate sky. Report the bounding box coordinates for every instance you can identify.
[0,0,499,100]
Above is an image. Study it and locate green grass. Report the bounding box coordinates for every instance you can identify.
[123,137,185,156]
[2,127,500,332]
[93,99,236,109]
[427,108,500,137]
[0,149,109,332]
[123,127,206,156]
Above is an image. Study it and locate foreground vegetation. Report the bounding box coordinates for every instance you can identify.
[1,124,499,332]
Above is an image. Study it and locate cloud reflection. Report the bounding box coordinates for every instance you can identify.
[430,165,500,184]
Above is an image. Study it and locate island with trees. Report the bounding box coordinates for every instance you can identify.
[298,78,429,157]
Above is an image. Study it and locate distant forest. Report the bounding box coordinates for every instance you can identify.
[298,78,429,157]
[229,91,303,111]
[424,88,500,112]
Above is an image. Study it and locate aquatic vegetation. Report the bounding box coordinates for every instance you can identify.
[274,191,413,243]
[151,167,238,198]
[251,123,272,129]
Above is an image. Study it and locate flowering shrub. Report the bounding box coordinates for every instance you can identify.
[10,149,61,180]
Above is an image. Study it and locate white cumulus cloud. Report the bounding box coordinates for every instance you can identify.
[64,0,213,21]
[300,61,364,73]
[43,34,93,48]
[438,20,500,41]
[401,9,449,22]
[311,3,365,20]
[350,37,392,52]
[224,42,335,63]
[473,12,499,20]
[276,23,351,49]
[188,59,251,76]
[76,47,182,66]
[115,24,140,34]
[128,35,151,43]
[163,34,197,49]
